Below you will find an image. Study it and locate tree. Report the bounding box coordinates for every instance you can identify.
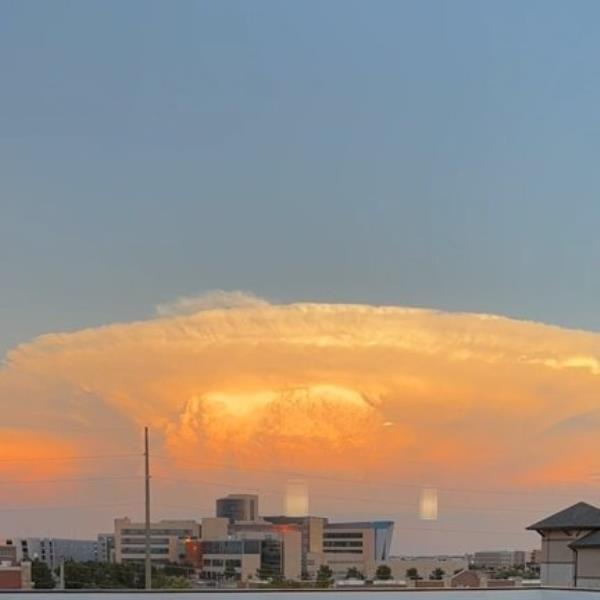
[164,576,192,589]
[61,561,145,589]
[430,568,445,580]
[316,564,333,587]
[223,562,237,581]
[31,560,56,589]
[405,567,420,580]
[375,564,392,580]
[345,566,364,580]
[152,569,192,589]
[256,564,281,582]
[163,562,194,578]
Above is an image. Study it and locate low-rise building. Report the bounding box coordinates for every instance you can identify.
[97,534,115,563]
[527,548,542,566]
[0,561,32,590]
[388,555,468,581]
[114,517,200,565]
[0,541,17,565]
[472,550,526,570]
[450,569,486,588]
[17,538,98,569]
[527,501,600,587]
[320,520,394,580]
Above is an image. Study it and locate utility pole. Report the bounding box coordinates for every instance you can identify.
[144,426,151,590]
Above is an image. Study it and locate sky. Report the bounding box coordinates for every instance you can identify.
[1,0,600,554]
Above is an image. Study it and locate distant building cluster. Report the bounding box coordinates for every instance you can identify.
[15,493,600,590]
[113,493,394,583]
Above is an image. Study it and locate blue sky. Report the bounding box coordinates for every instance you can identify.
[2,0,600,354]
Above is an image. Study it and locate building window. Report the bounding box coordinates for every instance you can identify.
[225,559,242,568]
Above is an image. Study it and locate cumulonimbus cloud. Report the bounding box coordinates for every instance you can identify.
[1,292,600,489]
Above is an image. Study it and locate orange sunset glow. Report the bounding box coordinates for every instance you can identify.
[2,293,600,495]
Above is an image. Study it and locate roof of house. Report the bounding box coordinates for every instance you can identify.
[569,530,600,549]
[527,502,600,531]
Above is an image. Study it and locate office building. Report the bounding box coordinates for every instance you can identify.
[263,515,393,580]
[321,521,394,580]
[97,534,115,563]
[216,494,259,523]
[472,550,526,569]
[527,501,600,588]
[0,541,17,565]
[114,517,200,565]
[263,515,325,577]
[230,524,302,580]
[17,538,98,569]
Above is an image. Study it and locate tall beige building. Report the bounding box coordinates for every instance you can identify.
[114,517,200,565]
[264,516,393,579]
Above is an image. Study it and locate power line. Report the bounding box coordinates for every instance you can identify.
[0,452,142,463]
[152,455,599,501]
[0,502,142,513]
[152,475,569,515]
[0,475,143,485]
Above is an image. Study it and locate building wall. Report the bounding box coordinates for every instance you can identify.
[262,515,326,577]
[0,569,22,590]
[575,548,600,588]
[0,542,17,564]
[202,517,229,541]
[202,552,260,581]
[18,538,98,569]
[200,539,262,582]
[284,520,393,580]
[281,530,302,581]
[216,494,259,523]
[538,530,590,587]
[0,562,31,590]
[541,562,573,587]
[97,534,115,563]
[322,524,385,579]
[114,518,200,565]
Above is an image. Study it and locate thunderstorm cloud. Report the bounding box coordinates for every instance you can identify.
[2,292,600,493]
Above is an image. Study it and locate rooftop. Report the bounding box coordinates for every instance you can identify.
[325,521,394,530]
[527,502,600,531]
[570,530,600,549]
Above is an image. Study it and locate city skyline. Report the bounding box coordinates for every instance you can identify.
[2,0,600,562]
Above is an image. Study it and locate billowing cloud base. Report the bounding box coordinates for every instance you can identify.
[2,293,600,491]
